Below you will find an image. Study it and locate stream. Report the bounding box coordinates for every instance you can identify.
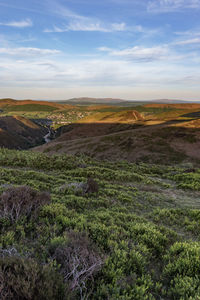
[44,130,51,143]
[31,118,54,144]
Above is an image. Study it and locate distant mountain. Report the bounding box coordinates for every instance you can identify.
[1,98,199,108]
[57,97,128,105]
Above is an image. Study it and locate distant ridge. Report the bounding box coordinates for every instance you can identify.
[150,99,193,104]
[58,97,127,105]
[56,97,200,105]
[1,98,200,105]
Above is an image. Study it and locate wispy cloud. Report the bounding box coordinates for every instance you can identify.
[44,0,127,33]
[44,1,161,35]
[175,28,200,37]
[0,53,200,100]
[0,56,199,91]
[44,21,158,35]
[98,45,170,62]
[45,0,90,21]
[0,47,60,56]
[44,22,126,33]
[148,0,200,13]
[175,37,200,45]
[0,18,33,28]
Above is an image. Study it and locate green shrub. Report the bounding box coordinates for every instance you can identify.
[0,255,68,300]
[164,242,200,299]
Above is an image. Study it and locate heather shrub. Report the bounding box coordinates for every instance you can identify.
[53,231,104,299]
[84,176,99,195]
[0,255,68,300]
[0,186,50,223]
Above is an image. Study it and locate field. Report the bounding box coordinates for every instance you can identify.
[1,99,200,299]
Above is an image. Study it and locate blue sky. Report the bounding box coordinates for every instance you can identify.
[0,0,200,100]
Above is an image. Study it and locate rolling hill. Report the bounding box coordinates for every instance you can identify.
[34,104,200,165]
[0,98,73,111]
[57,97,127,105]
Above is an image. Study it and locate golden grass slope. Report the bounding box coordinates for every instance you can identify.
[79,110,144,123]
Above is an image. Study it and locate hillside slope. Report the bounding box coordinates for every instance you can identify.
[78,110,144,123]
[0,115,48,149]
[34,118,200,165]
[1,150,200,299]
[0,98,74,112]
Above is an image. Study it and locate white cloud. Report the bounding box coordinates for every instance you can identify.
[148,0,200,12]
[111,23,127,31]
[175,37,200,45]
[98,45,170,61]
[0,47,60,56]
[44,21,126,33]
[44,0,128,33]
[0,19,33,28]
[47,0,88,21]
[175,29,200,36]
[0,55,200,100]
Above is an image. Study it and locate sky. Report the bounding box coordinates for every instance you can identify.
[0,0,200,100]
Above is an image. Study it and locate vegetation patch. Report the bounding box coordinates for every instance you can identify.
[0,149,200,299]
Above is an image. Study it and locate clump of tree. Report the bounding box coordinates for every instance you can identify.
[0,186,50,223]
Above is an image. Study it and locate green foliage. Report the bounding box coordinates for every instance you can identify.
[0,149,200,299]
[163,242,200,299]
[0,255,68,300]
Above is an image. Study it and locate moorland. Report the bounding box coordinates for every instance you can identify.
[1,97,200,299]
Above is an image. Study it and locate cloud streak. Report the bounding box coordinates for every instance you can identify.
[44,22,126,33]
[98,45,170,62]
[148,0,200,12]
[0,18,33,28]
[44,0,128,33]
[175,37,200,45]
[0,47,60,56]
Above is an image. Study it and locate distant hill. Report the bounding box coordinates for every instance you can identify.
[0,115,48,149]
[150,99,193,104]
[0,98,73,111]
[57,97,129,105]
[54,97,200,106]
[1,98,198,107]
[144,103,200,109]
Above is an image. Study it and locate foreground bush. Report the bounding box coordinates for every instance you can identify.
[53,231,104,299]
[164,242,200,299]
[0,186,50,223]
[0,255,68,300]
